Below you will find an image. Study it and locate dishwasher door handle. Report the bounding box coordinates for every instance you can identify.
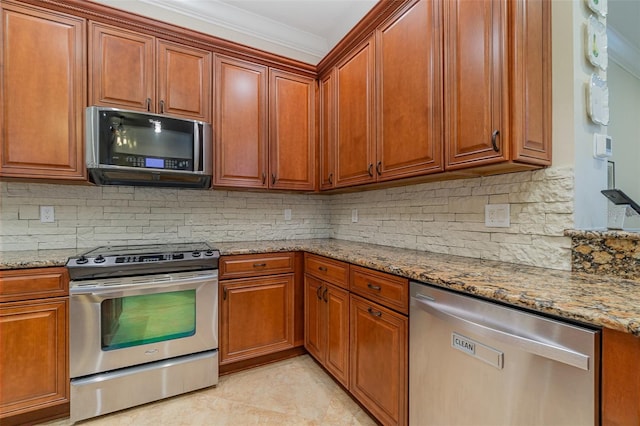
[412,294,591,371]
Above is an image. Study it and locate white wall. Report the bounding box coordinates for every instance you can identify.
[552,0,608,230]
[608,60,640,228]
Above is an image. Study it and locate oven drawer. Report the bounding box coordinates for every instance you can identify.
[304,254,349,289]
[350,265,408,314]
[0,267,69,303]
[219,252,295,279]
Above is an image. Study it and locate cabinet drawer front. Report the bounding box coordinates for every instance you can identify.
[219,253,295,279]
[305,254,349,289]
[350,266,408,314]
[0,268,69,303]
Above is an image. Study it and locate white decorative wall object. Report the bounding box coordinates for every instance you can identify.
[587,73,610,125]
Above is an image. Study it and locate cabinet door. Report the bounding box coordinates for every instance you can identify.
[350,294,407,426]
[0,3,86,180]
[325,284,349,388]
[90,22,154,112]
[0,298,68,419]
[602,328,640,425]
[219,275,294,364]
[304,275,325,362]
[319,70,336,190]
[268,69,316,190]
[213,55,268,188]
[376,0,443,181]
[335,36,376,187]
[444,0,508,169]
[510,0,551,165]
[157,40,211,122]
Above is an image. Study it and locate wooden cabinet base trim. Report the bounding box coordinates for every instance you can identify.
[219,346,306,376]
[0,401,69,426]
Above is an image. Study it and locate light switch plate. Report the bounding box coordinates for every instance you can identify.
[284,209,292,221]
[40,206,55,223]
[351,209,358,223]
[485,204,510,228]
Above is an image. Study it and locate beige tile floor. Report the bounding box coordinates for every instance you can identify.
[42,355,376,425]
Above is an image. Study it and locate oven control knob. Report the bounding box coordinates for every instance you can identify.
[205,250,214,256]
[192,251,202,257]
[76,255,88,265]
[94,255,106,264]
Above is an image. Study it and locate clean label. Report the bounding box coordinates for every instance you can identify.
[452,332,476,355]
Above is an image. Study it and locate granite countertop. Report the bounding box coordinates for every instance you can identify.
[2,239,639,336]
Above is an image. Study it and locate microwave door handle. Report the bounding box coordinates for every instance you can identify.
[194,122,200,172]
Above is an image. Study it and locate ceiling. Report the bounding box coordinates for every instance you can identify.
[90,0,378,65]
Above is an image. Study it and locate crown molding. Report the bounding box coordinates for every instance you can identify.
[608,26,640,80]
[136,0,329,63]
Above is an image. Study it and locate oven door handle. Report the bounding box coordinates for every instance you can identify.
[70,273,217,296]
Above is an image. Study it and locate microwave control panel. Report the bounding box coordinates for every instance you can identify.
[110,154,192,171]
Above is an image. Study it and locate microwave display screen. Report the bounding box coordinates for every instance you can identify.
[145,158,164,168]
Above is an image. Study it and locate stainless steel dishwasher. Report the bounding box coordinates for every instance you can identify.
[410,282,600,426]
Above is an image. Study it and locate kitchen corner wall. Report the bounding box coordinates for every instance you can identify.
[328,166,575,270]
[0,166,574,270]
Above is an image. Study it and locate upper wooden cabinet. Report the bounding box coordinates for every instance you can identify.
[333,36,376,188]
[444,0,551,170]
[90,22,211,122]
[214,55,268,188]
[444,0,506,168]
[269,70,316,191]
[213,55,316,191]
[319,71,336,190]
[376,0,443,181]
[0,1,86,181]
[324,0,443,189]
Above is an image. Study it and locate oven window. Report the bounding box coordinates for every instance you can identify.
[101,290,196,350]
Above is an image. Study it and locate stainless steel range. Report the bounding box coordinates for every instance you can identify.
[66,243,220,423]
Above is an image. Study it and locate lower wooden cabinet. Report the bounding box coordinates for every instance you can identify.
[350,294,407,426]
[304,274,350,387]
[0,267,69,425]
[219,274,295,364]
[602,328,640,425]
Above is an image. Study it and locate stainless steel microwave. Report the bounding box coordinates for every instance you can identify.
[86,106,212,188]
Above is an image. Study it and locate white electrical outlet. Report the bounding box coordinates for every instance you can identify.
[351,209,358,223]
[284,208,292,221]
[40,206,55,223]
[485,204,510,228]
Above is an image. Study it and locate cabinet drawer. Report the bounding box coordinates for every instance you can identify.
[219,253,295,279]
[0,267,69,303]
[350,265,408,314]
[304,254,349,289]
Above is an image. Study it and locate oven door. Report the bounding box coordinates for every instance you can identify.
[70,270,217,379]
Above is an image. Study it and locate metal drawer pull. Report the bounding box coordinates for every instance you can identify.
[223,286,227,300]
[253,263,267,267]
[271,173,277,185]
[376,161,382,176]
[367,307,382,317]
[367,283,381,291]
[328,173,333,185]
[318,266,328,272]
[262,172,266,184]
[159,99,165,114]
[145,98,151,112]
[367,163,374,177]
[323,288,328,302]
[316,285,323,300]
[491,129,500,152]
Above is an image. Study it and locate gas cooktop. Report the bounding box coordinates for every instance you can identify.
[66,242,220,280]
